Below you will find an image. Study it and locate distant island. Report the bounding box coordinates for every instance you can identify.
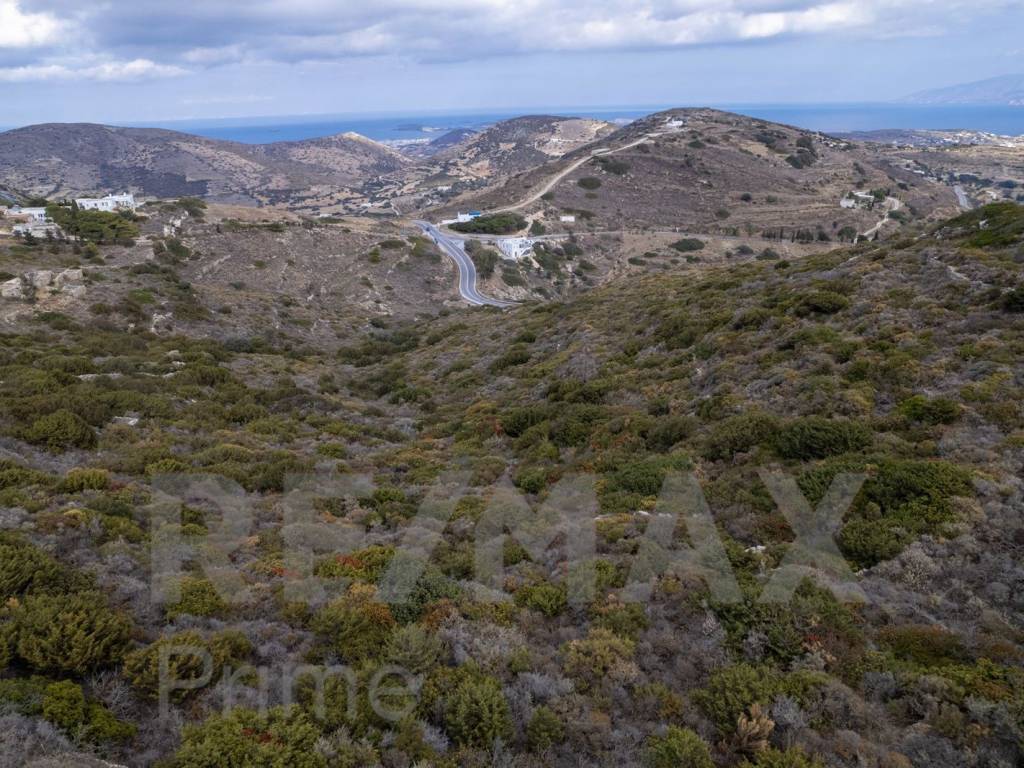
[904,73,1024,106]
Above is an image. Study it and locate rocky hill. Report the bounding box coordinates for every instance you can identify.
[0,123,407,207]
[437,108,960,241]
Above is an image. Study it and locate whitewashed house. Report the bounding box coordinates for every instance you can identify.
[75,193,137,212]
[497,237,536,260]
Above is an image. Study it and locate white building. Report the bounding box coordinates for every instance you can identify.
[840,191,875,209]
[497,237,536,260]
[74,193,137,212]
[11,206,49,222]
[559,215,576,224]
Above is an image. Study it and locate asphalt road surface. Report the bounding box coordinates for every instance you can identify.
[415,220,517,308]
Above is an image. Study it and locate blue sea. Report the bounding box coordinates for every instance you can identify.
[126,103,1024,145]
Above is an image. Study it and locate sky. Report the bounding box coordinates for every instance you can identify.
[0,0,1022,126]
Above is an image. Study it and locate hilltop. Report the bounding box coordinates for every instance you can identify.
[0,122,407,207]
[436,108,959,240]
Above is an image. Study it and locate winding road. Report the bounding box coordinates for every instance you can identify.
[415,220,517,308]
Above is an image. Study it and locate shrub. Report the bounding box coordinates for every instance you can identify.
[450,213,526,235]
[693,664,824,733]
[444,672,512,748]
[527,705,565,751]
[515,581,568,617]
[385,624,443,674]
[578,177,602,190]
[644,726,714,768]
[645,415,697,452]
[701,412,780,461]
[795,291,850,316]
[12,592,132,674]
[165,577,228,619]
[174,706,326,768]
[125,629,253,700]
[671,238,706,253]
[0,536,92,600]
[1002,287,1024,313]
[772,417,873,460]
[877,624,970,667]
[800,456,974,567]
[25,410,96,452]
[59,467,112,493]
[41,680,86,732]
[898,395,961,425]
[562,628,635,690]
[312,585,396,662]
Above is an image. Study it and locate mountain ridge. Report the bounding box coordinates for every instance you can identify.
[904,73,1024,105]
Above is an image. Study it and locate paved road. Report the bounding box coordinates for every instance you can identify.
[953,185,973,211]
[415,220,517,308]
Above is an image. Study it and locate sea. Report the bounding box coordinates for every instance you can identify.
[123,103,1024,145]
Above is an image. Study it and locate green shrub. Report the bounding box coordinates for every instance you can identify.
[311,585,396,662]
[4,677,134,744]
[0,536,92,600]
[385,624,443,674]
[578,177,602,190]
[562,628,635,690]
[877,624,970,667]
[59,467,112,493]
[701,412,780,461]
[165,577,228,619]
[795,290,850,316]
[25,409,97,452]
[693,664,824,733]
[450,213,526,235]
[800,456,974,567]
[41,680,86,732]
[772,417,873,460]
[644,726,714,768]
[174,706,326,768]
[898,395,961,425]
[124,629,253,700]
[671,238,706,253]
[515,581,568,617]
[316,544,395,583]
[444,671,513,748]
[12,592,132,674]
[527,705,565,751]
[645,415,697,452]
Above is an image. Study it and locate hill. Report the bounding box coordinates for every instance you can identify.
[0,200,1022,766]
[905,73,1024,105]
[0,123,407,207]
[382,115,617,213]
[435,108,959,240]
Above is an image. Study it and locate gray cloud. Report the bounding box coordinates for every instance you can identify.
[4,0,1021,80]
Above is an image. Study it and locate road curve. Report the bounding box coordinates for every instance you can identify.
[415,220,517,308]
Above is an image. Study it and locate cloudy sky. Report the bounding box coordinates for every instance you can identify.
[0,0,1022,125]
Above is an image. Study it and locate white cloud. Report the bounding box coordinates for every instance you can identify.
[0,57,187,82]
[0,0,64,48]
